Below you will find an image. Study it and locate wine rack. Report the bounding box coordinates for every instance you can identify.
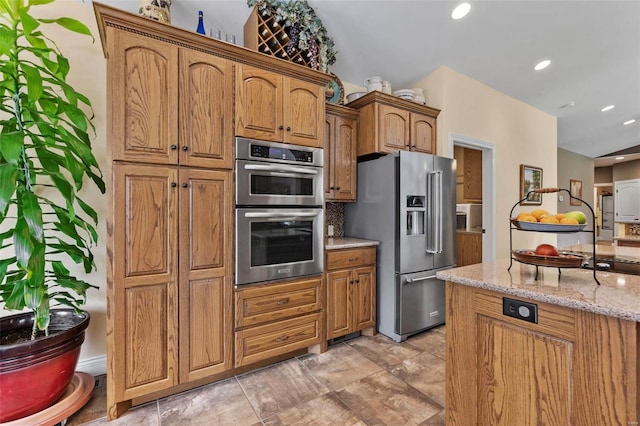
[243,6,315,69]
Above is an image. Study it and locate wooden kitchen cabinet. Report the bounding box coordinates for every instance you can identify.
[347,91,439,157]
[325,104,358,201]
[234,276,324,366]
[454,146,482,203]
[325,247,377,339]
[447,283,639,425]
[112,164,234,397]
[110,31,233,169]
[235,63,324,148]
[456,231,482,266]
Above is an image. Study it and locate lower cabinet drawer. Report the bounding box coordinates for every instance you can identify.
[234,312,322,367]
[326,247,376,271]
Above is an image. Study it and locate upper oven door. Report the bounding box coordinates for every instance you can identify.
[236,159,324,206]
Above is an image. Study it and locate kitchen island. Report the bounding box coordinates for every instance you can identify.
[437,260,640,425]
[563,243,640,276]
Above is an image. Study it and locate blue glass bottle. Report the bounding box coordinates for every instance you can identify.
[196,10,205,35]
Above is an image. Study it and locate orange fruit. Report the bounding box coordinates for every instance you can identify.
[560,217,579,225]
[540,216,560,224]
[516,212,532,220]
[556,213,565,220]
[531,209,548,220]
[519,215,537,222]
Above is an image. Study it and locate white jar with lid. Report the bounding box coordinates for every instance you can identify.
[382,81,392,94]
[413,88,426,104]
[365,76,382,92]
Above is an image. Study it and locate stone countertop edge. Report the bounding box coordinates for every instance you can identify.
[437,259,640,322]
[614,235,640,241]
[325,237,380,250]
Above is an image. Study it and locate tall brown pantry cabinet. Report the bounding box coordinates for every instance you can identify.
[95,3,331,420]
[106,28,234,417]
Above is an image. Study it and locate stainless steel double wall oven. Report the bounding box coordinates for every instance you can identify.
[235,137,324,285]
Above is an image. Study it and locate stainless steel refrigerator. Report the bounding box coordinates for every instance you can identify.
[344,150,456,342]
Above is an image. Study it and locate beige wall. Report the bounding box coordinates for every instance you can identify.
[0,3,110,365]
[595,166,614,184]
[613,159,640,181]
[417,66,558,257]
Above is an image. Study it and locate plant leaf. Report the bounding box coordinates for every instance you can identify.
[0,163,19,215]
[18,7,40,36]
[2,279,27,310]
[0,131,24,164]
[13,217,34,268]
[21,63,44,102]
[21,190,43,241]
[38,17,93,41]
[35,300,50,331]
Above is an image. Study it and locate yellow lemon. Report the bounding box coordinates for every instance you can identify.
[560,217,579,225]
[531,209,548,220]
[540,216,560,224]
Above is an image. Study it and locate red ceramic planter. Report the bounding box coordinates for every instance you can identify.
[0,310,89,423]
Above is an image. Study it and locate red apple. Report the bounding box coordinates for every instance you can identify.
[535,243,559,256]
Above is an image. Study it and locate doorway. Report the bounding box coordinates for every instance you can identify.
[449,133,496,263]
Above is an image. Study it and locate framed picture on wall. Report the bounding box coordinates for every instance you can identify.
[570,179,582,206]
[520,164,543,205]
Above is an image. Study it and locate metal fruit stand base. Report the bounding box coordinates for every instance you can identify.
[508,187,600,285]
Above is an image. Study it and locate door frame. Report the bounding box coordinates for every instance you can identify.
[448,133,496,262]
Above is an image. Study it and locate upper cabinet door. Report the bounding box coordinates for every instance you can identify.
[333,115,357,201]
[284,78,324,147]
[179,50,233,169]
[411,112,436,154]
[379,104,410,153]
[235,64,283,143]
[110,31,178,164]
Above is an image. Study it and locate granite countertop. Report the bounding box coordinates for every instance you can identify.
[436,259,640,322]
[614,235,640,242]
[562,244,640,264]
[325,237,380,250]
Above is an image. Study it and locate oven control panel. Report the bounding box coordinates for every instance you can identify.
[236,137,323,168]
[250,144,314,163]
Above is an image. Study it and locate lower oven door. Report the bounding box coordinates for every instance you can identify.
[235,207,324,285]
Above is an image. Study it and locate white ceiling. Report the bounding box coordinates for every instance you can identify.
[100,0,640,162]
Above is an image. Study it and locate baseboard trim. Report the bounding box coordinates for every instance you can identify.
[77,355,106,377]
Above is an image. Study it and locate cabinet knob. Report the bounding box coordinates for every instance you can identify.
[336,186,341,190]
[278,125,284,130]
[330,186,335,190]
[349,280,354,284]
[286,126,291,131]
[170,144,177,150]
[171,182,177,188]
[182,183,188,188]
[276,298,290,305]
[276,335,289,342]
[182,146,188,151]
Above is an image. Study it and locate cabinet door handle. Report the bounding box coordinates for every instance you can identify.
[330,186,335,190]
[170,144,177,150]
[278,125,284,130]
[171,182,177,188]
[336,186,341,190]
[276,297,290,305]
[182,183,188,188]
[349,280,354,284]
[286,126,291,131]
[182,146,188,151]
[276,335,289,342]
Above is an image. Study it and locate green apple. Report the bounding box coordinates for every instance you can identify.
[565,210,587,224]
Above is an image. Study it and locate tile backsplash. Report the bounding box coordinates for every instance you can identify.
[628,224,640,236]
[325,202,344,237]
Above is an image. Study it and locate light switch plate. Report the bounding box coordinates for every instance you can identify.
[328,225,334,237]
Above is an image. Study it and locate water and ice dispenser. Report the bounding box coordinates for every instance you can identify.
[406,195,425,235]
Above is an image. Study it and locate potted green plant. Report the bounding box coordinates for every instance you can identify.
[0,0,104,421]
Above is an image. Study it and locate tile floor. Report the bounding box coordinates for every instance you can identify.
[67,325,446,425]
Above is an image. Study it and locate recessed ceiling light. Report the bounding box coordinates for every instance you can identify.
[601,105,615,112]
[560,102,575,109]
[451,3,471,20]
[623,119,636,125]
[534,60,551,71]
[616,156,625,160]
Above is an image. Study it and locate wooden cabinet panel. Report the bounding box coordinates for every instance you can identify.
[446,282,640,425]
[235,64,282,141]
[178,169,233,381]
[379,104,410,152]
[352,266,376,331]
[179,50,233,169]
[477,316,571,425]
[285,78,324,146]
[456,232,482,267]
[110,31,178,164]
[463,148,482,202]
[326,270,350,339]
[235,277,322,328]
[325,247,376,340]
[411,113,436,154]
[113,164,179,399]
[325,105,358,201]
[236,64,323,147]
[235,313,322,367]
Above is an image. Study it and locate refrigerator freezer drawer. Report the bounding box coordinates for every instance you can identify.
[396,272,446,336]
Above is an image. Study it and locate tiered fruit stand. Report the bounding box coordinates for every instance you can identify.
[508,187,600,285]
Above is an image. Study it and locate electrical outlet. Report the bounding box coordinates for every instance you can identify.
[503,297,538,324]
[328,225,334,237]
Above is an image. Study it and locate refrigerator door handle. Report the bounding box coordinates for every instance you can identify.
[404,275,437,284]
[426,170,443,254]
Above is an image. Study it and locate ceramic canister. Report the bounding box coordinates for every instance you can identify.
[365,76,382,92]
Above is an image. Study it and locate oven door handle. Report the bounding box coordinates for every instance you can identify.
[244,212,319,219]
[243,164,319,175]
